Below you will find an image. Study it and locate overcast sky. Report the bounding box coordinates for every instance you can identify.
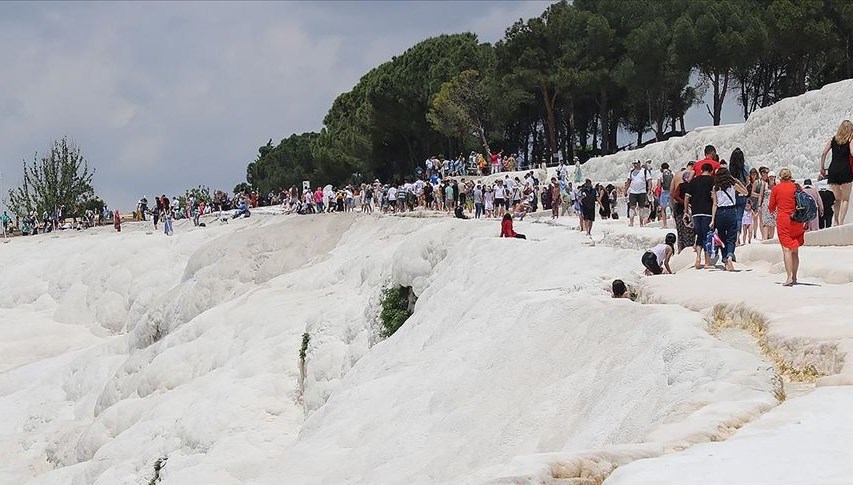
[0,1,741,210]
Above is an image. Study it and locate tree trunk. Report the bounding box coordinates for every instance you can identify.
[706,70,728,126]
[591,112,599,153]
[477,122,491,155]
[718,71,729,124]
[657,120,665,141]
[541,81,559,162]
[402,135,415,175]
[599,87,609,154]
[679,115,686,133]
[608,109,618,152]
[567,97,575,162]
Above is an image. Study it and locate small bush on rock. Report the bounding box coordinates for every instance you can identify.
[299,332,310,360]
[379,286,414,338]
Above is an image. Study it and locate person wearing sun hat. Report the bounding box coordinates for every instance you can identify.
[625,160,652,227]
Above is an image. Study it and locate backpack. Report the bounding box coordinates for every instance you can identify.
[628,168,651,188]
[661,169,673,190]
[791,186,817,223]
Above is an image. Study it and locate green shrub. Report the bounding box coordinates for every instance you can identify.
[379,286,414,338]
[299,332,310,360]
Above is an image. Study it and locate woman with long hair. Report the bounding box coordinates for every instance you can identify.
[758,167,776,240]
[499,213,526,239]
[710,167,749,271]
[747,168,760,241]
[598,184,612,219]
[820,120,853,225]
[728,148,749,239]
[769,168,806,286]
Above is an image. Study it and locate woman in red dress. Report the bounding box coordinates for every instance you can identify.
[768,168,805,286]
[500,213,526,239]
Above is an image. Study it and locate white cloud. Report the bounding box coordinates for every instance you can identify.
[0,1,561,210]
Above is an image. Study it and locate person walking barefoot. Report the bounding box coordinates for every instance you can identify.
[819,120,853,226]
[684,162,715,269]
[741,199,754,245]
[769,168,805,286]
[757,167,776,240]
[710,167,749,271]
[625,160,651,227]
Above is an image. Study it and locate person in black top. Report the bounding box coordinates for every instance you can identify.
[454,205,468,219]
[579,179,597,236]
[820,120,852,225]
[818,182,836,229]
[684,162,715,269]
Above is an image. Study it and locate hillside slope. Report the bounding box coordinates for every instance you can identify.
[0,215,777,485]
[583,79,853,182]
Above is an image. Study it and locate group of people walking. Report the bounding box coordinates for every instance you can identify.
[640,120,852,287]
[115,120,853,292]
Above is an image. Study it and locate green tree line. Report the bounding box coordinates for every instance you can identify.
[245,0,853,192]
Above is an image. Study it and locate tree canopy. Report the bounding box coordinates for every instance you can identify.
[242,0,853,192]
[7,137,98,218]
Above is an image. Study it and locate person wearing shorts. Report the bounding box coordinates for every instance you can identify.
[625,160,651,227]
[493,181,507,214]
[628,193,648,211]
[684,163,715,269]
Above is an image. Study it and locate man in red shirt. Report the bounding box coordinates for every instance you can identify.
[490,150,502,174]
[693,144,720,176]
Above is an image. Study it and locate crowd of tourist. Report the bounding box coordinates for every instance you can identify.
[634,120,851,288]
[124,120,850,274]
[1,205,112,236]
[7,119,851,291]
[130,191,256,236]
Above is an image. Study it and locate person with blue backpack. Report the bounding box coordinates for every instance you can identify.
[769,168,815,286]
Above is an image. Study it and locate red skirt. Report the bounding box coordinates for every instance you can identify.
[776,212,804,249]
